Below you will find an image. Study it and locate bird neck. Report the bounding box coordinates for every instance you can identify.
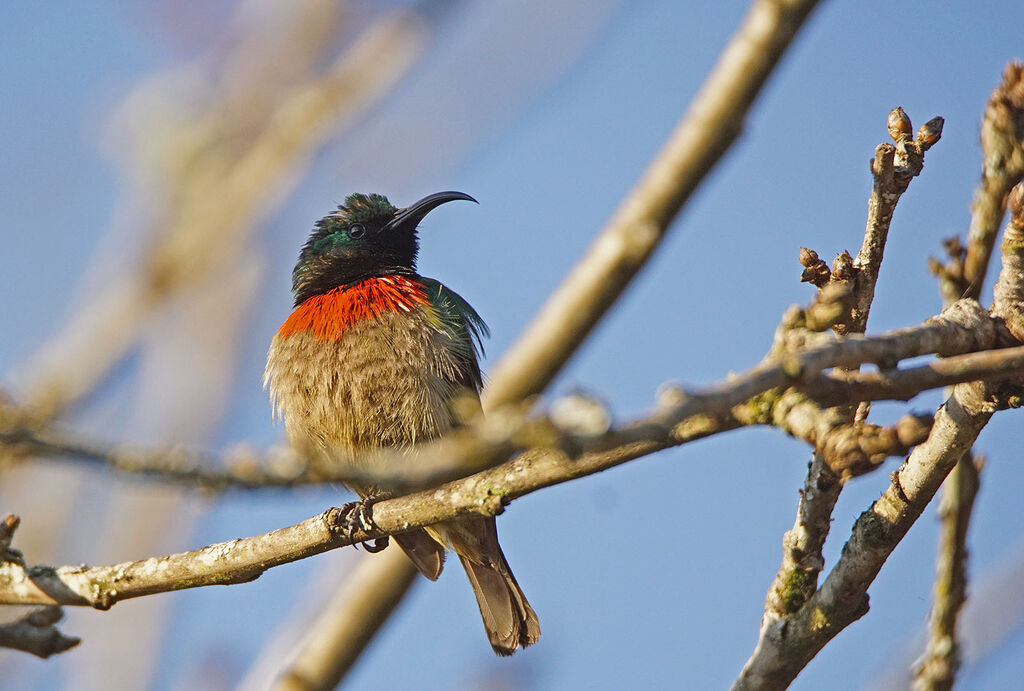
[277,274,430,341]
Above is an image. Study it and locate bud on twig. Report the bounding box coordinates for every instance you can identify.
[888,106,912,143]
[916,116,945,150]
[798,247,819,267]
[831,251,855,282]
[799,247,831,286]
[0,513,19,544]
[0,513,22,563]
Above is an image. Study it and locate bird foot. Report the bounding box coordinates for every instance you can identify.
[361,537,390,553]
[339,498,389,553]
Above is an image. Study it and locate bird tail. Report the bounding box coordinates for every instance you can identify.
[438,515,540,655]
[393,529,446,581]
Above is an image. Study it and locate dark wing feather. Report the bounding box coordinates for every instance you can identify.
[420,277,489,393]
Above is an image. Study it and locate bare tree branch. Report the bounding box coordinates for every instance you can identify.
[915,182,1024,690]
[802,344,1024,407]
[915,108,1024,691]
[871,535,1024,689]
[761,448,839,622]
[0,508,361,609]
[753,105,947,671]
[734,379,998,690]
[907,180,1024,689]
[734,144,1024,691]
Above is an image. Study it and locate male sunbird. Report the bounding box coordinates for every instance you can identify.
[265,191,539,655]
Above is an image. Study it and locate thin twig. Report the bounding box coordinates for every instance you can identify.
[802,344,1024,406]
[0,513,22,563]
[848,109,944,335]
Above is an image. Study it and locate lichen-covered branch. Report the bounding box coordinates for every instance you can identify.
[761,449,841,622]
[734,380,997,690]
[0,300,1014,616]
[0,508,356,608]
[0,438,696,608]
[735,131,1024,691]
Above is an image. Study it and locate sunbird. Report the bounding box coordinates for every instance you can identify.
[265,191,539,655]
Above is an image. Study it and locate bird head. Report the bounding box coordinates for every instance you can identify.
[291,191,476,305]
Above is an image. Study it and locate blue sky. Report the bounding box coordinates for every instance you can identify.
[3,2,1024,689]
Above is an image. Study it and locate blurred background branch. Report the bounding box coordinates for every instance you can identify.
[0,606,79,659]
[16,5,427,417]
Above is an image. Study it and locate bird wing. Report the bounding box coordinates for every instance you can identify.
[419,277,489,393]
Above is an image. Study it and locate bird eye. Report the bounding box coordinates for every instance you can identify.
[348,223,365,239]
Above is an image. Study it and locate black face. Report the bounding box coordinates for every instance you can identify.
[291,191,476,305]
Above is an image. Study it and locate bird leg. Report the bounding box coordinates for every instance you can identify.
[339,497,389,553]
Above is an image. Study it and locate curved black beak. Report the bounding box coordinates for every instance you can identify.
[383,191,477,234]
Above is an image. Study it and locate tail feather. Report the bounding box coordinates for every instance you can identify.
[458,552,540,655]
[394,529,445,581]
[440,516,540,655]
